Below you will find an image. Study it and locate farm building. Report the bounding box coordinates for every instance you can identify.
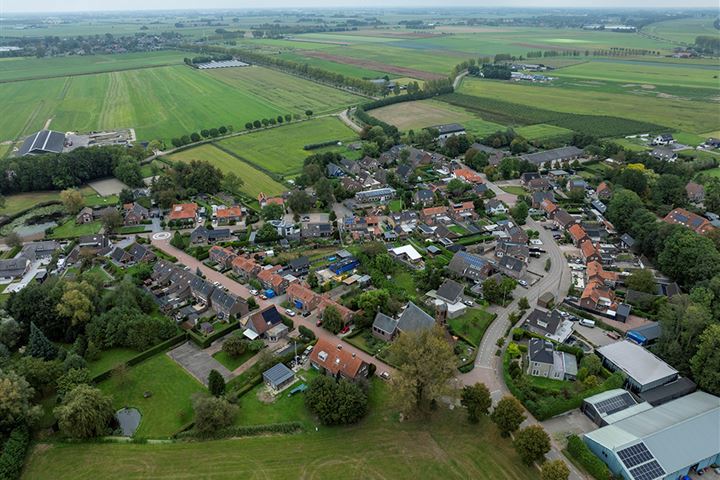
[581,389,652,427]
[583,391,720,480]
[432,123,466,140]
[18,130,66,156]
[521,146,584,166]
[595,341,678,393]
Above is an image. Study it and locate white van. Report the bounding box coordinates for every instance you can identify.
[579,319,596,328]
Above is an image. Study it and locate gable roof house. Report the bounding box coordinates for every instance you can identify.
[372,312,398,341]
[397,302,436,334]
[650,147,678,161]
[414,189,435,207]
[497,254,527,280]
[168,203,198,223]
[244,305,283,338]
[521,146,584,167]
[453,168,483,184]
[231,255,261,280]
[310,338,369,381]
[527,338,577,381]
[301,222,333,238]
[540,199,559,217]
[527,177,552,191]
[190,276,215,305]
[496,239,530,263]
[215,206,243,225]
[257,267,289,294]
[524,309,574,343]
[580,239,602,264]
[396,163,414,183]
[580,280,616,312]
[326,162,345,178]
[596,181,612,200]
[127,243,156,264]
[587,261,619,287]
[520,171,541,185]
[123,202,149,225]
[566,177,588,192]
[20,241,60,262]
[0,257,30,280]
[448,251,494,283]
[210,289,248,320]
[663,208,716,235]
[190,226,231,244]
[485,199,508,215]
[286,282,321,313]
[553,209,577,230]
[209,246,237,269]
[76,207,94,224]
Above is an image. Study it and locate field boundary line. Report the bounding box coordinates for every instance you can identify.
[0,62,182,85]
[209,142,288,182]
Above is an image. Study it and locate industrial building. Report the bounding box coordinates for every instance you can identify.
[583,391,720,479]
[595,341,678,393]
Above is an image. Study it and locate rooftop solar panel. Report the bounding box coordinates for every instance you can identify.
[629,460,665,480]
[617,443,654,468]
[595,392,635,415]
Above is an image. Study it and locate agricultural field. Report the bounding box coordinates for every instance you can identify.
[217,117,358,177]
[23,380,539,480]
[515,124,574,141]
[166,144,286,198]
[0,64,362,144]
[641,17,720,44]
[0,191,62,217]
[0,51,187,83]
[371,100,475,131]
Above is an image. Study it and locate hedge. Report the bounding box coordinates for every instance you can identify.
[298,325,315,340]
[91,332,188,382]
[362,86,454,111]
[178,422,303,440]
[188,321,241,349]
[0,425,30,480]
[566,435,612,480]
[303,140,339,150]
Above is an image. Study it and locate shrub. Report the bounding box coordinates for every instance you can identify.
[0,425,30,480]
[178,422,302,440]
[566,435,612,480]
[298,325,315,340]
[222,336,247,357]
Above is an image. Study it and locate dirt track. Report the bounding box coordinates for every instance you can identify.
[302,51,446,81]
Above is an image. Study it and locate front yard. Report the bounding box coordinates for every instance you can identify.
[48,219,102,239]
[212,348,257,371]
[448,308,496,346]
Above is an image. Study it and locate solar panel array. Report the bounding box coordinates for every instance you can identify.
[629,460,665,480]
[617,443,653,469]
[595,392,635,416]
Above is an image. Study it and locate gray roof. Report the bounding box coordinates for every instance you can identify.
[397,302,435,333]
[596,341,677,387]
[436,278,464,304]
[20,240,60,260]
[524,309,563,336]
[372,312,398,334]
[498,255,524,273]
[0,257,28,276]
[190,276,215,298]
[211,288,243,310]
[620,233,635,247]
[528,338,554,364]
[263,363,295,387]
[415,189,434,201]
[18,130,65,156]
[434,123,465,135]
[521,146,584,165]
[628,322,661,342]
[584,391,720,478]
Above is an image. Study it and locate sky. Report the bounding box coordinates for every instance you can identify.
[1,0,718,13]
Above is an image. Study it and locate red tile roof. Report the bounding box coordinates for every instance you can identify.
[310,338,366,379]
[168,203,198,221]
[568,224,588,242]
[216,206,242,218]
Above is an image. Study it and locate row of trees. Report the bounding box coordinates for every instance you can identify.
[170,125,232,148]
[150,159,233,208]
[244,113,306,131]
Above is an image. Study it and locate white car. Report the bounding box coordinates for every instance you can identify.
[285,308,296,317]
[518,280,528,287]
[464,300,474,307]
[213,281,222,287]
[249,289,259,296]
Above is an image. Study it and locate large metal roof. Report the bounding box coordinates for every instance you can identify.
[596,341,677,387]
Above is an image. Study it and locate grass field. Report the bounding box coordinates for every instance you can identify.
[448,308,496,346]
[48,219,102,239]
[211,349,256,371]
[87,348,139,377]
[500,186,528,196]
[0,51,187,83]
[24,378,539,480]
[0,64,361,144]
[217,117,357,176]
[97,353,205,438]
[515,124,574,141]
[702,167,720,178]
[0,191,62,217]
[166,143,286,197]
[371,100,474,131]
[642,17,720,44]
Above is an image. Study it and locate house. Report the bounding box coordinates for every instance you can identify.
[566,177,587,192]
[521,146,584,167]
[650,147,678,161]
[18,129,65,156]
[583,391,720,480]
[436,278,464,305]
[448,251,494,283]
[355,187,396,204]
[524,309,573,343]
[190,226,231,244]
[389,245,423,265]
[547,169,569,181]
[620,233,636,251]
[485,199,508,215]
[286,283,320,313]
[0,257,29,280]
[340,158,360,175]
[244,305,283,339]
[309,338,369,381]
[414,189,435,207]
[580,239,602,264]
[215,206,243,225]
[580,280,616,312]
[663,208,716,235]
[453,168,483,184]
[527,177,552,191]
[263,363,295,391]
[532,191,555,209]
[190,276,215,305]
[591,199,607,214]
[433,123,466,140]
[497,255,526,279]
[685,182,705,203]
[496,239,530,263]
[421,206,451,224]
[20,241,60,261]
[396,301,436,334]
[210,289,248,320]
[553,209,577,230]
[168,203,198,224]
[372,312,398,341]
[326,162,345,178]
[451,201,476,221]
[285,256,310,277]
[127,243,156,263]
[396,163,414,183]
[78,234,109,250]
[520,171,541,185]
[231,255,261,280]
[109,247,132,265]
[587,261,618,287]
[541,199,559,217]
[596,182,612,200]
[501,222,529,244]
[76,207,94,224]
[301,222,333,238]
[527,338,577,381]
[257,192,285,209]
[257,267,289,295]
[209,246,236,269]
[123,202,149,225]
[652,133,674,145]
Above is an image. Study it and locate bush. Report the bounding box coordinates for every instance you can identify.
[566,435,612,480]
[0,425,30,480]
[178,421,302,440]
[298,325,315,340]
[222,336,247,357]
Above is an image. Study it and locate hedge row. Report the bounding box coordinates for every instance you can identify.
[298,325,315,340]
[0,425,30,480]
[354,107,398,138]
[92,333,188,382]
[188,321,241,349]
[303,140,339,151]
[178,422,304,440]
[362,86,453,111]
[566,435,612,480]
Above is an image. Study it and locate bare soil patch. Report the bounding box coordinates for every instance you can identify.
[87,177,129,196]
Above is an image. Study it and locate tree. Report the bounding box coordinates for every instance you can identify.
[460,383,492,423]
[287,190,313,213]
[54,385,114,438]
[514,425,551,465]
[658,228,720,288]
[56,368,92,397]
[511,201,529,225]
[691,324,720,396]
[305,110,313,117]
[518,297,530,311]
[491,396,525,437]
[113,155,143,187]
[322,306,343,334]
[305,376,368,425]
[208,369,225,397]
[192,394,237,436]
[606,189,644,234]
[27,322,58,360]
[221,171,244,195]
[100,209,123,233]
[255,223,280,243]
[247,339,265,352]
[190,132,201,142]
[0,313,21,349]
[60,188,84,214]
[446,178,469,196]
[0,370,40,430]
[261,203,284,221]
[222,336,247,357]
[118,188,134,204]
[56,281,95,326]
[315,177,334,206]
[615,167,647,195]
[387,326,457,415]
[62,352,87,372]
[625,269,656,294]
[541,460,570,480]
[656,295,712,376]
[5,231,22,249]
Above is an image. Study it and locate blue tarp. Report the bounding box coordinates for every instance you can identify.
[265,289,276,298]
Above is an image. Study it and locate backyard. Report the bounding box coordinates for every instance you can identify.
[87,347,139,377]
[48,219,102,239]
[448,308,496,346]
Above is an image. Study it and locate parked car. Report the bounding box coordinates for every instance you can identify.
[302,311,311,317]
[339,325,350,334]
[579,319,596,328]
[285,308,296,317]
[606,331,621,340]
[260,294,267,300]
[336,344,342,350]
[249,289,259,296]
[518,280,528,287]
[213,281,221,287]
[464,300,474,307]
[379,371,390,381]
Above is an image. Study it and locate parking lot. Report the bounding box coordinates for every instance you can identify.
[572,322,619,348]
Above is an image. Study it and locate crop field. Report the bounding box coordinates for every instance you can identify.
[515,124,574,140]
[642,17,720,44]
[371,100,475,131]
[0,51,187,83]
[0,64,362,144]
[166,144,286,197]
[23,382,539,480]
[217,117,358,176]
[279,51,397,79]
[455,78,717,135]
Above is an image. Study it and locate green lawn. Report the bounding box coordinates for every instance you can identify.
[448,224,469,236]
[217,117,358,176]
[97,353,205,438]
[500,186,527,196]
[388,199,403,213]
[393,271,418,301]
[87,347,139,377]
[24,378,539,480]
[212,349,256,371]
[166,143,286,197]
[118,225,149,234]
[448,308,496,347]
[48,219,102,239]
[702,167,720,178]
[0,191,61,217]
[515,124,573,141]
[83,193,119,207]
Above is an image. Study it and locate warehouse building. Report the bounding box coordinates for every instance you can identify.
[18,130,66,156]
[582,389,653,427]
[595,341,678,393]
[583,391,720,480]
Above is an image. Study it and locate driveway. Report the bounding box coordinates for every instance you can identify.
[572,323,619,348]
[167,341,233,385]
